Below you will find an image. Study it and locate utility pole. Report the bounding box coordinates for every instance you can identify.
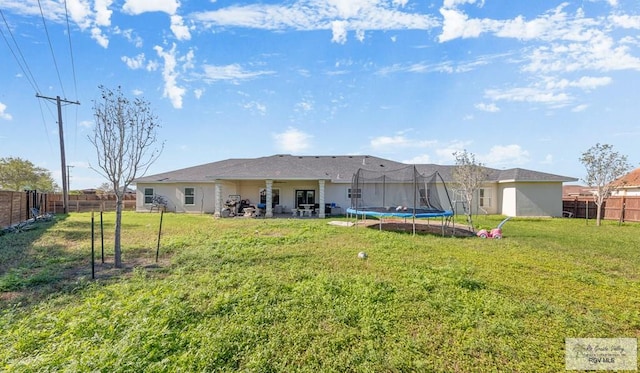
[36,94,80,214]
[67,165,74,193]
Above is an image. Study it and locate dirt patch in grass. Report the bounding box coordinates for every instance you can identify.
[358,219,476,237]
[0,256,172,310]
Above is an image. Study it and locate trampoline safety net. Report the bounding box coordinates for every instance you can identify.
[350,165,453,214]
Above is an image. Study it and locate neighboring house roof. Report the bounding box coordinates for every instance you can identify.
[563,185,596,197]
[612,167,640,188]
[134,154,578,184]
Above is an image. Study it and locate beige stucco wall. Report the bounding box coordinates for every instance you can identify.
[499,182,563,217]
[136,182,217,213]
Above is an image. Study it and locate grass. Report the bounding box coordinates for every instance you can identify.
[1,212,639,372]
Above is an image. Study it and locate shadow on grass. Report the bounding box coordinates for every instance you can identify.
[0,214,170,310]
[362,220,476,238]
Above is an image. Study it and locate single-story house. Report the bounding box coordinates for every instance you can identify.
[133,154,578,218]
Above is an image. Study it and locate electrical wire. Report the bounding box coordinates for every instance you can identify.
[63,0,81,155]
[0,9,42,94]
[63,0,79,101]
[37,0,67,99]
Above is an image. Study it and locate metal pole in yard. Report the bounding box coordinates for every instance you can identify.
[91,211,95,279]
[156,209,164,263]
[100,210,105,263]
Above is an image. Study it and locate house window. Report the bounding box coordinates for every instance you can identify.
[184,187,195,205]
[144,188,154,204]
[296,190,315,208]
[259,188,280,207]
[348,188,361,199]
[479,188,492,207]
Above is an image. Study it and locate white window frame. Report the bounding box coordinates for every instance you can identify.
[144,188,154,205]
[184,187,195,205]
[348,188,362,199]
[479,188,492,208]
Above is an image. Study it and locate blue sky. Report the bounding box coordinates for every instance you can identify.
[1,0,639,190]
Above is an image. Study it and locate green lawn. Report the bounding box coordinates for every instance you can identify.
[1,213,639,372]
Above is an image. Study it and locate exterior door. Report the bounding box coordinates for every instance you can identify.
[295,189,315,208]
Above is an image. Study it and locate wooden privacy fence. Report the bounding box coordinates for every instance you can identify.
[47,194,136,214]
[1,191,136,228]
[0,190,48,228]
[562,196,640,222]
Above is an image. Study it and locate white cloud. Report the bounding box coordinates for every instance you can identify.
[79,120,92,128]
[434,140,472,162]
[543,76,612,91]
[610,15,640,29]
[481,144,530,166]
[66,0,92,29]
[194,89,204,99]
[541,154,553,164]
[331,20,348,44]
[202,64,275,83]
[91,28,109,48]
[439,8,487,42]
[242,101,267,115]
[154,44,186,109]
[122,0,179,15]
[132,89,144,96]
[442,0,484,9]
[114,27,144,47]
[192,2,439,43]
[94,0,113,26]
[273,127,312,152]
[485,87,571,105]
[572,104,588,112]
[0,102,13,120]
[475,102,500,112]
[524,34,640,73]
[170,14,191,40]
[121,53,146,69]
[296,99,314,112]
[369,135,436,150]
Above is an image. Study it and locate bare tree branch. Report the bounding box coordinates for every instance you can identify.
[579,143,631,226]
[452,150,489,231]
[88,86,164,267]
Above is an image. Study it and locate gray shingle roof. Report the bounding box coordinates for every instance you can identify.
[134,154,578,184]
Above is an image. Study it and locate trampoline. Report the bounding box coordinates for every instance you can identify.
[348,165,455,235]
[346,207,453,219]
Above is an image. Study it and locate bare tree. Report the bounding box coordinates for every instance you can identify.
[89,86,164,267]
[579,143,631,226]
[452,150,489,231]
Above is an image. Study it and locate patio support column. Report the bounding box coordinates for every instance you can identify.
[214,182,222,218]
[265,179,273,218]
[318,180,325,218]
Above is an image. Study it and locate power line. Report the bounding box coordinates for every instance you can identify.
[63,0,79,100]
[37,0,67,99]
[0,9,42,93]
